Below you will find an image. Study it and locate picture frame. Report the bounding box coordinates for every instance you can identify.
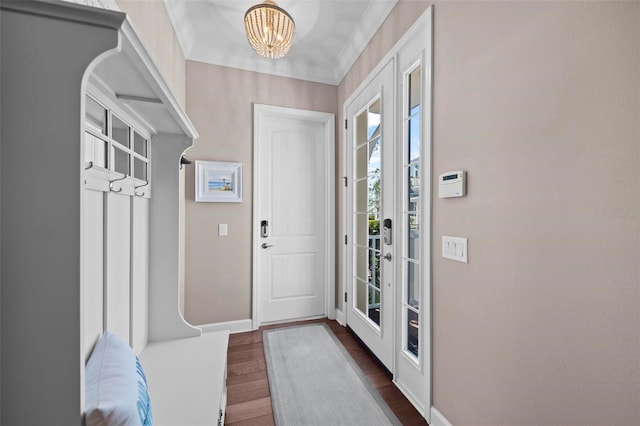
[195,160,243,203]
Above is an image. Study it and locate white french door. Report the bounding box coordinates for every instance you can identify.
[343,6,433,420]
[345,59,395,371]
[393,7,432,418]
[253,104,335,327]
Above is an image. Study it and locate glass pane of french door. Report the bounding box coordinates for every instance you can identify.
[403,65,421,359]
[353,97,382,327]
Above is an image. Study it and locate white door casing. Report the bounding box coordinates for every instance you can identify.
[253,104,335,328]
[344,58,396,371]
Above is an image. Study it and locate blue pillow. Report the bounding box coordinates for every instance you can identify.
[85,331,153,426]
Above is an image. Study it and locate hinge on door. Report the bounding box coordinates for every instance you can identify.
[344,292,347,303]
[344,119,348,130]
[343,176,347,187]
[344,235,347,245]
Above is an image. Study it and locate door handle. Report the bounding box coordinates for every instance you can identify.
[261,243,273,249]
[383,253,392,261]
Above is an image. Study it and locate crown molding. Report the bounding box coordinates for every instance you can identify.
[163,0,197,58]
[188,43,339,85]
[332,0,398,84]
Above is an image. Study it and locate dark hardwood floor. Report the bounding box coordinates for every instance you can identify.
[225,318,428,425]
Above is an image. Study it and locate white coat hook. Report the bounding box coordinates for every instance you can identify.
[134,181,149,197]
[109,173,127,193]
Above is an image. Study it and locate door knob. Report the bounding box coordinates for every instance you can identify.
[261,243,273,249]
[383,253,392,261]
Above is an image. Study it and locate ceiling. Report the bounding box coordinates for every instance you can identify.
[163,0,398,85]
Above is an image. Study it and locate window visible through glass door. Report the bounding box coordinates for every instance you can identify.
[353,97,382,327]
[403,65,422,359]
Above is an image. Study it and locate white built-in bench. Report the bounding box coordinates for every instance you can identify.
[139,331,230,426]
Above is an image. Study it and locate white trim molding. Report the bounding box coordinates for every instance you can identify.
[200,319,253,335]
[335,309,346,326]
[162,0,197,58]
[430,407,453,426]
[333,0,398,84]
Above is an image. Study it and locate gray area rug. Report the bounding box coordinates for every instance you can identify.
[263,324,401,426]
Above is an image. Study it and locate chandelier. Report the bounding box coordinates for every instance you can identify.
[244,0,295,59]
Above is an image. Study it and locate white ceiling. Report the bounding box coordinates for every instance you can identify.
[163,0,398,85]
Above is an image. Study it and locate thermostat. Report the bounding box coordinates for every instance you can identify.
[439,171,466,198]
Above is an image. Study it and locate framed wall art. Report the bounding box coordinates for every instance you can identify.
[195,160,243,202]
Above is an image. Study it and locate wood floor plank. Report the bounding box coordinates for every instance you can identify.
[226,369,268,386]
[226,347,264,362]
[225,413,275,426]
[224,318,427,425]
[225,397,273,424]
[227,358,266,376]
[365,370,393,388]
[227,378,270,406]
[377,383,411,405]
[229,332,262,347]
[227,341,264,353]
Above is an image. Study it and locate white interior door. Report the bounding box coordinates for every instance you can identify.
[345,59,395,370]
[253,105,335,327]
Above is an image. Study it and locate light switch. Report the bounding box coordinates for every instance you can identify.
[218,224,228,236]
[442,236,468,263]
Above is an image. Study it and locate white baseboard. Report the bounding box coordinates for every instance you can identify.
[335,308,345,326]
[430,406,453,426]
[328,309,336,320]
[199,319,253,335]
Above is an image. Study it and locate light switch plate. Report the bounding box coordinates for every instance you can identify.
[442,236,468,263]
[218,224,228,236]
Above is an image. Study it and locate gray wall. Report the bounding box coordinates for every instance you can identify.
[340,1,640,424]
[1,3,122,423]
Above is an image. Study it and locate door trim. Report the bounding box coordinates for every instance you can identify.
[252,104,335,330]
